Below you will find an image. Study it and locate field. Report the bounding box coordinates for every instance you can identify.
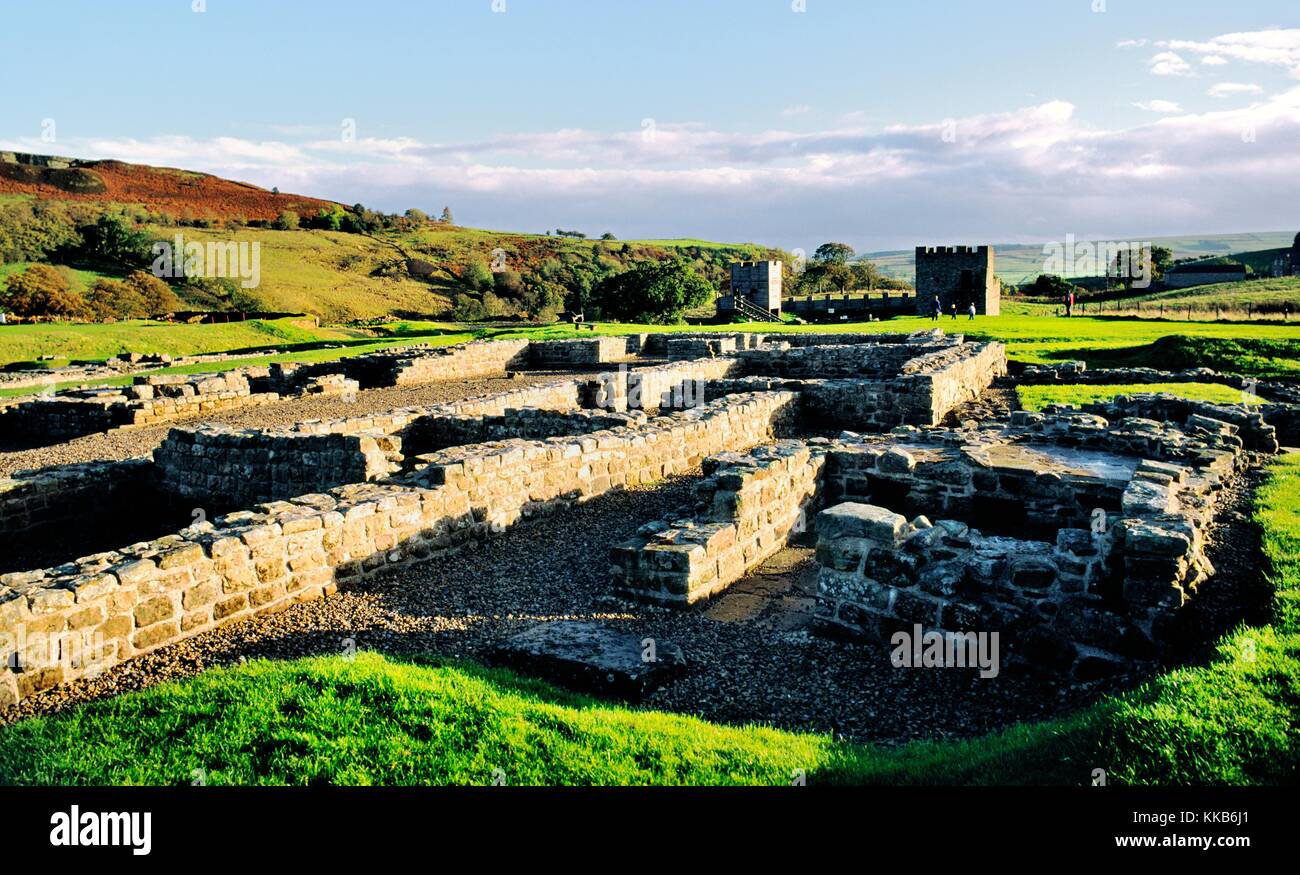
[1016,382,1261,412]
[5,313,1300,399]
[2,452,1296,786]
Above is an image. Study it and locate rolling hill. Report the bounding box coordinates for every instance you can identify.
[0,152,784,321]
[865,231,1299,285]
[0,151,336,221]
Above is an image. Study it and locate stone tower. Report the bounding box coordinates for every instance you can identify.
[1291,232,1300,275]
[914,246,1001,316]
[725,260,782,317]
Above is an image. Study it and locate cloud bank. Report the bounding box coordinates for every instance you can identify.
[4,30,1298,251]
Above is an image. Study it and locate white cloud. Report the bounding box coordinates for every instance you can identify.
[1149,51,1193,77]
[1133,99,1183,113]
[1117,39,1148,48]
[5,88,1300,249]
[1201,55,1228,66]
[781,105,811,118]
[1159,28,1300,76]
[1207,82,1264,98]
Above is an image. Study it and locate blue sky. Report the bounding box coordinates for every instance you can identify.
[2,0,1298,251]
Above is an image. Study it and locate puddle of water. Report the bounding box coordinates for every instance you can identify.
[973,443,1139,483]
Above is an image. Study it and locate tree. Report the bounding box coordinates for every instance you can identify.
[272,210,300,231]
[124,269,180,314]
[1028,274,1077,298]
[850,261,881,291]
[823,262,853,292]
[440,206,454,224]
[405,208,428,223]
[813,242,856,265]
[84,278,146,320]
[591,260,713,324]
[600,232,617,241]
[460,260,495,293]
[3,264,84,319]
[78,214,153,269]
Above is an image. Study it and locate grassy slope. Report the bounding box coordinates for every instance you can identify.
[1120,275,1300,311]
[1016,382,1263,412]
[0,317,362,367]
[144,225,449,322]
[2,456,1297,787]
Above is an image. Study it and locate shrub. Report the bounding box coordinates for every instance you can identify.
[2,264,85,319]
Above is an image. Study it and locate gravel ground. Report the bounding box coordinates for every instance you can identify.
[0,371,587,476]
[2,466,1212,746]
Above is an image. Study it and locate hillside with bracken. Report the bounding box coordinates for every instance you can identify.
[0,152,337,222]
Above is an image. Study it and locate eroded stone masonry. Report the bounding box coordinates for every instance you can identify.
[0,329,1287,706]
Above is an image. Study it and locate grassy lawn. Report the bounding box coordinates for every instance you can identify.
[3,453,1297,787]
[5,314,1300,400]
[1016,381,1262,412]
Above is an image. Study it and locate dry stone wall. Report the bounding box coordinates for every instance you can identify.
[0,372,276,442]
[529,337,629,367]
[813,411,1249,678]
[0,391,798,707]
[612,441,826,605]
[154,428,401,506]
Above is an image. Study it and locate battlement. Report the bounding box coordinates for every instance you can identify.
[914,244,1000,316]
[915,245,990,257]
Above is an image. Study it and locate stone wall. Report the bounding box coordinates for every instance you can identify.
[612,441,826,605]
[735,343,927,378]
[0,372,276,442]
[589,357,743,412]
[0,459,152,548]
[666,336,738,360]
[529,337,628,367]
[811,409,1249,678]
[154,428,401,506]
[1065,393,1279,453]
[0,391,798,707]
[400,408,646,454]
[282,339,533,390]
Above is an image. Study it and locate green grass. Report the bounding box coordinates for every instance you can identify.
[3,453,1298,786]
[1017,381,1262,412]
[6,313,1300,400]
[1118,275,1300,312]
[0,316,360,366]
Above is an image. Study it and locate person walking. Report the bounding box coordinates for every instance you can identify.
[932,296,942,321]
[950,302,958,320]
[968,301,976,320]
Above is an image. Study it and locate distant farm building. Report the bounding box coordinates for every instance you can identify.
[1163,262,1247,289]
[914,245,1001,316]
[717,260,782,321]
